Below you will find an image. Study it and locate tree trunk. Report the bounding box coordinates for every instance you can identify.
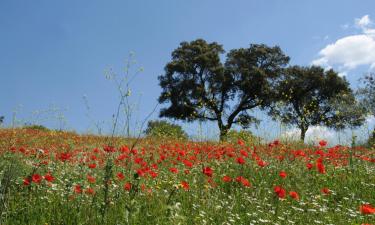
[219,127,229,142]
[300,126,307,142]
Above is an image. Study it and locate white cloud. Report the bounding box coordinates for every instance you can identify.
[355,15,372,28]
[366,115,375,125]
[282,126,339,145]
[312,15,375,74]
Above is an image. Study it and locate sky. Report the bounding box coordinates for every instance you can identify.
[1,0,375,144]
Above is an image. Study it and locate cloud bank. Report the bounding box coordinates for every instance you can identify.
[312,15,375,74]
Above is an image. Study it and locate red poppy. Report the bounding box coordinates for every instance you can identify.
[103,146,115,153]
[202,167,213,177]
[319,140,327,147]
[279,171,287,179]
[183,160,193,168]
[236,157,246,165]
[88,163,97,169]
[321,187,330,195]
[306,163,313,170]
[222,175,232,182]
[32,174,42,184]
[236,176,251,187]
[58,152,72,162]
[44,173,54,182]
[237,139,245,146]
[240,150,248,157]
[360,204,375,215]
[23,178,31,186]
[257,160,267,167]
[85,187,95,195]
[316,160,326,174]
[169,167,178,174]
[274,186,286,199]
[181,181,189,190]
[116,172,125,180]
[74,185,82,194]
[87,175,96,183]
[149,171,158,178]
[124,182,132,191]
[289,191,299,200]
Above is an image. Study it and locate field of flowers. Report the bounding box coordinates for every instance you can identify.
[0,128,374,225]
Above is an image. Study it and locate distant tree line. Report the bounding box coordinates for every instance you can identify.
[157,39,367,141]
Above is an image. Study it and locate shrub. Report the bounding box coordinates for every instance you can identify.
[367,128,375,148]
[144,120,188,140]
[23,124,50,131]
[223,129,259,145]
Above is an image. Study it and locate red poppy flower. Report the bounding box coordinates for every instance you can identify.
[183,160,193,168]
[202,167,213,177]
[169,167,178,174]
[117,172,125,180]
[149,171,158,178]
[274,186,286,199]
[240,150,248,157]
[74,185,82,194]
[44,173,54,182]
[23,178,31,186]
[236,176,251,187]
[236,157,246,165]
[321,187,330,195]
[222,175,232,182]
[85,187,95,195]
[88,163,97,169]
[319,140,327,147]
[181,181,189,190]
[306,163,313,170]
[103,146,115,153]
[58,152,72,162]
[237,139,245,146]
[289,191,299,200]
[279,171,287,179]
[32,174,42,184]
[87,175,96,183]
[257,160,267,167]
[124,182,132,191]
[360,204,375,215]
[316,160,326,174]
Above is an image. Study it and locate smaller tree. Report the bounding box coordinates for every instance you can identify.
[357,73,375,146]
[270,66,366,141]
[357,73,375,115]
[0,116,3,125]
[144,120,188,140]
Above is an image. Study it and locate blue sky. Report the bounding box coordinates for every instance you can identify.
[1,0,375,143]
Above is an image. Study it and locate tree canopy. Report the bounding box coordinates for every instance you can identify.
[269,65,366,141]
[158,39,289,140]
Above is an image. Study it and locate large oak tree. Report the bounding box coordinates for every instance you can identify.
[269,66,366,141]
[158,39,289,140]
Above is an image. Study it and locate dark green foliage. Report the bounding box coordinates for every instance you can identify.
[367,128,375,148]
[158,39,289,140]
[23,124,50,131]
[0,116,3,125]
[269,66,366,141]
[144,120,188,140]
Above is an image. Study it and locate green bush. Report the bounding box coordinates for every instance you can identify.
[367,128,375,148]
[23,124,50,131]
[144,120,188,140]
[223,129,259,145]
